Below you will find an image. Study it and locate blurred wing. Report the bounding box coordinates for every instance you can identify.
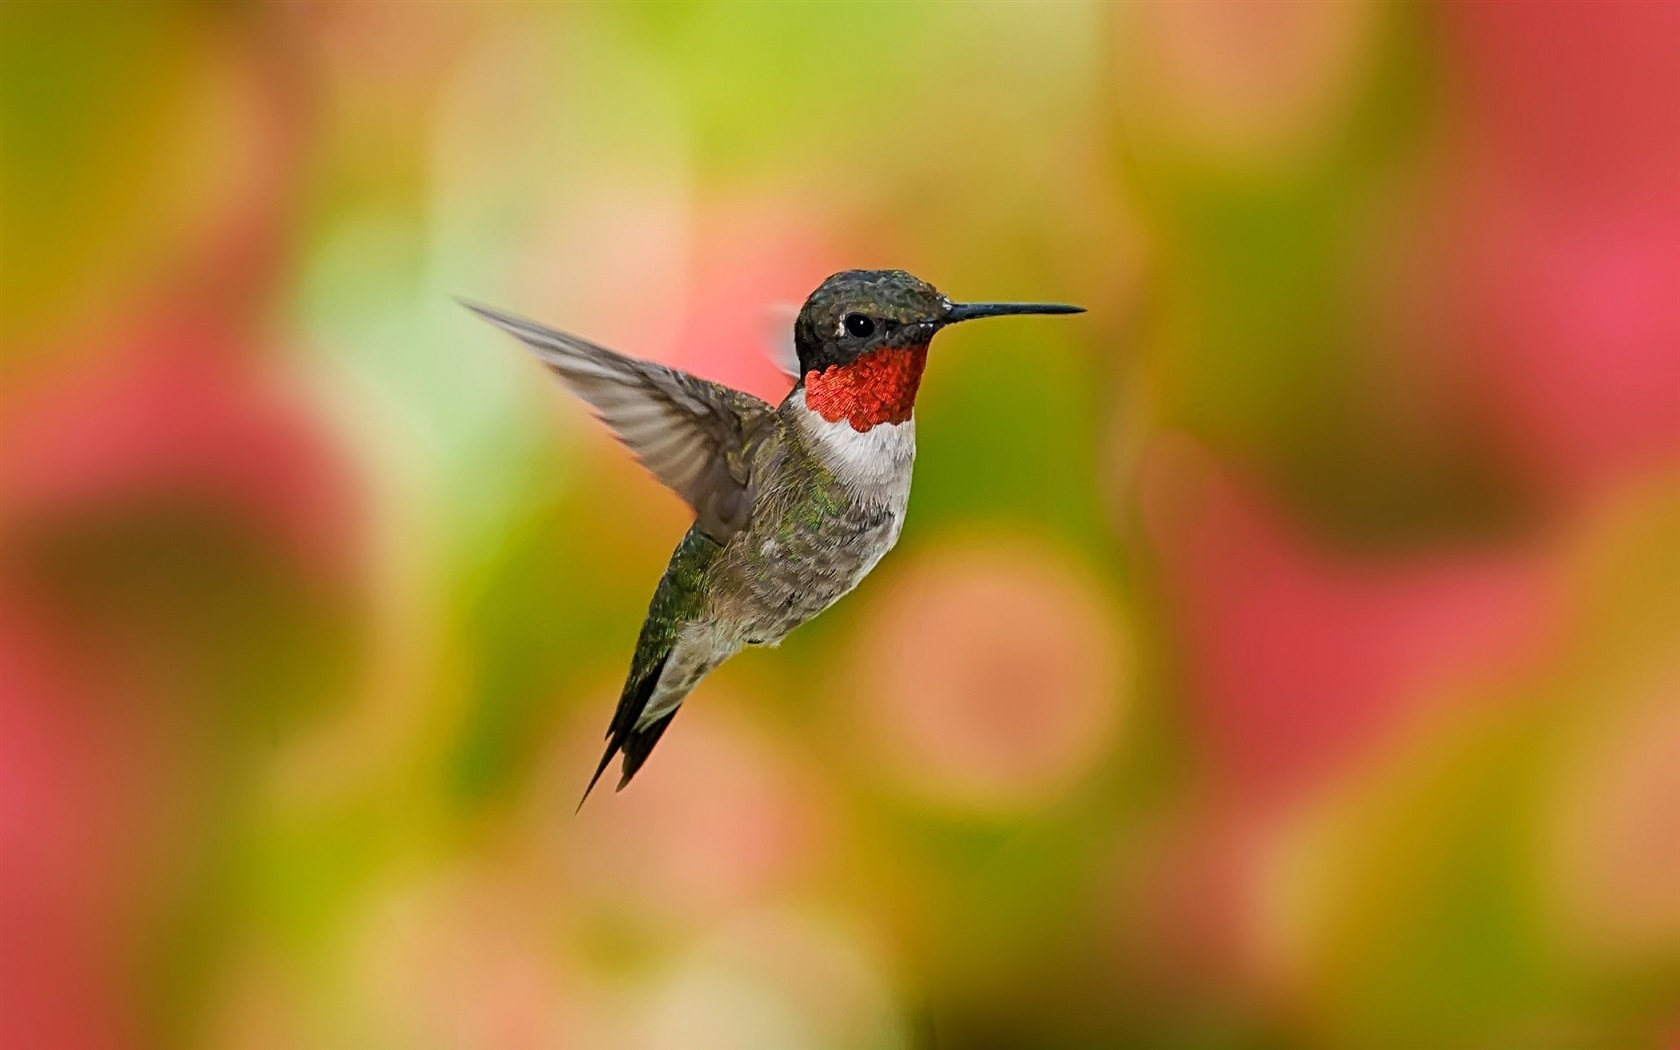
[462,300,776,541]
[761,302,802,380]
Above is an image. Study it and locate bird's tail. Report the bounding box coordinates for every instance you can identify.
[577,657,684,811]
[576,524,719,812]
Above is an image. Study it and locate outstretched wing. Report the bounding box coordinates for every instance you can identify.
[462,300,777,542]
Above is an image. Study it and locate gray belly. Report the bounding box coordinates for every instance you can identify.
[719,496,906,645]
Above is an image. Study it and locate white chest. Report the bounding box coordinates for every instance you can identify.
[790,388,917,493]
[787,388,914,579]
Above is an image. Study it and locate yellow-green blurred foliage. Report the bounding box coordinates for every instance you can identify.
[3,2,1679,1048]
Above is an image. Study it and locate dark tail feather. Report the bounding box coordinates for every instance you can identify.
[575,706,681,810]
[576,744,619,813]
[576,650,670,812]
[616,709,680,791]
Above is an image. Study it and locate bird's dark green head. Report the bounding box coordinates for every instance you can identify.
[792,269,1084,376]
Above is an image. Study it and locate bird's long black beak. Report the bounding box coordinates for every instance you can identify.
[943,300,1085,323]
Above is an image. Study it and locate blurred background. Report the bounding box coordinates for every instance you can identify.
[4,1,1680,1047]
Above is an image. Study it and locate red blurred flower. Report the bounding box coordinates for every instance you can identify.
[0,312,362,1049]
[1440,0,1680,503]
[3,316,356,581]
[846,534,1125,813]
[1140,436,1559,808]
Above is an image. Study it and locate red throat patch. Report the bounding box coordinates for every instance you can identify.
[804,344,929,432]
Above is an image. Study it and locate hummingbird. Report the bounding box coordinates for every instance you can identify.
[463,269,1082,807]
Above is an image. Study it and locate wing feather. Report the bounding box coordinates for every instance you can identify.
[462,300,776,541]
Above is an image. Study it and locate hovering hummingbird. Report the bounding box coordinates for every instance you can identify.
[463,269,1083,806]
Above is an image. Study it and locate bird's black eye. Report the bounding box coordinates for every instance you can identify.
[843,313,875,338]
